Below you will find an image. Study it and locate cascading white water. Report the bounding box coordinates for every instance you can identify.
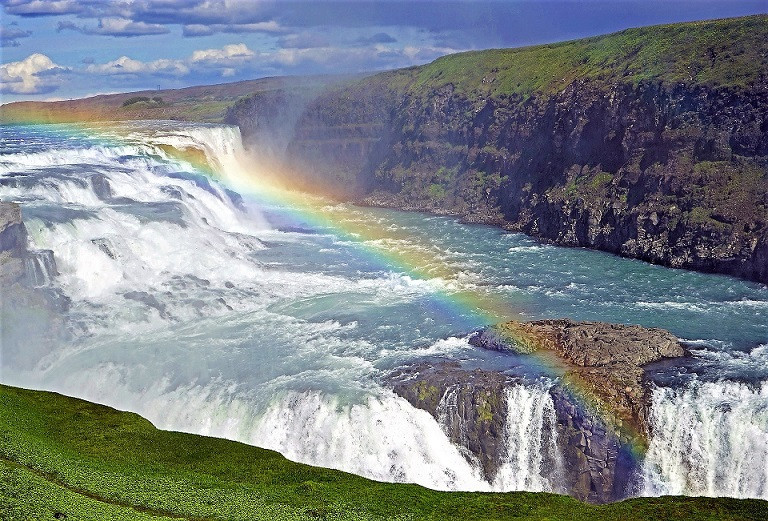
[494,385,561,492]
[24,250,57,287]
[643,381,768,499]
[434,383,561,492]
[253,391,494,490]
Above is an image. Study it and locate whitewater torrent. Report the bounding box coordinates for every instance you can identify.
[643,381,768,499]
[1,121,767,498]
[494,385,562,492]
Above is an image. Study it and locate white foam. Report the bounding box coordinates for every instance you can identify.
[643,381,768,499]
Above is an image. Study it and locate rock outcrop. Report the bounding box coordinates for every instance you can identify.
[0,201,66,371]
[390,319,685,503]
[0,202,28,282]
[470,319,684,434]
[390,362,515,482]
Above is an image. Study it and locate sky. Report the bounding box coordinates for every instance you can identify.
[1,0,767,103]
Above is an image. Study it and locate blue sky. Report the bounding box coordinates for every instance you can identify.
[1,0,767,103]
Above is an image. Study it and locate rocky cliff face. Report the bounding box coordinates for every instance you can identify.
[227,17,768,285]
[389,363,515,483]
[389,320,685,503]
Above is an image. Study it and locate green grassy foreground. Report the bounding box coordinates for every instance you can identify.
[1,384,767,520]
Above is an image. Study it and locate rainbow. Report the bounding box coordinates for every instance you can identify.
[1,116,649,461]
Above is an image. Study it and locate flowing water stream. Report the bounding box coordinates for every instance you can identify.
[1,121,766,497]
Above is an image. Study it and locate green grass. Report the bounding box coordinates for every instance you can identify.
[328,15,768,104]
[405,15,768,99]
[1,384,767,520]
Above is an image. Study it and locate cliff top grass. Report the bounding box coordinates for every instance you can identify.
[2,383,768,520]
[375,14,768,99]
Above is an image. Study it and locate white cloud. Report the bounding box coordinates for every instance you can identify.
[3,0,82,16]
[190,43,254,66]
[57,17,169,37]
[0,53,69,94]
[85,56,189,76]
[183,20,286,37]
[80,43,257,81]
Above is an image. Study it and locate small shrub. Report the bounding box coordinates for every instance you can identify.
[121,96,151,107]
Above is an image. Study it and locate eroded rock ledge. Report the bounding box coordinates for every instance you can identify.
[471,319,684,436]
[389,319,685,503]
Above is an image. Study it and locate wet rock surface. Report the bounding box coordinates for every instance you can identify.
[390,319,685,503]
[0,201,28,282]
[389,362,516,482]
[470,319,684,433]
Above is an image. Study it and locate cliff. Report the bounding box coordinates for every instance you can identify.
[228,15,768,284]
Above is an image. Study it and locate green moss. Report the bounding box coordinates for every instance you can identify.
[1,384,766,520]
[687,206,712,224]
[121,96,151,107]
[477,392,497,423]
[591,172,614,189]
[428,183,447,200]
[415,382,440,403]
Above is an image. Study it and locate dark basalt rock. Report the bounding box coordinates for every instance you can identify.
[1,201,29,283]
[390,319,685,503]
[0,201,28,258]
[549,385,639,503]
[389,362,515,481]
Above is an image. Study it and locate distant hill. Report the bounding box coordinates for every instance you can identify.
[0,75,346,123]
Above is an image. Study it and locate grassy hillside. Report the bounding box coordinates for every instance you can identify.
[5,15,767,126]
[407,14,768,98]
[1,384,767,521]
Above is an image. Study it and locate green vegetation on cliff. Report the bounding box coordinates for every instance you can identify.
[2,384,768,520]
[383,14,768,99]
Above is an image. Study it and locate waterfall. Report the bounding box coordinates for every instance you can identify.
[24,250,57,287]
[253,390,494,491]
[643,381,768,499]
[494,385,562,492]
[434,382,561,492]
[3,122,767,501]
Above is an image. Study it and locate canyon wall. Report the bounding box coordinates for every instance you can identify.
[227,15,768,284]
